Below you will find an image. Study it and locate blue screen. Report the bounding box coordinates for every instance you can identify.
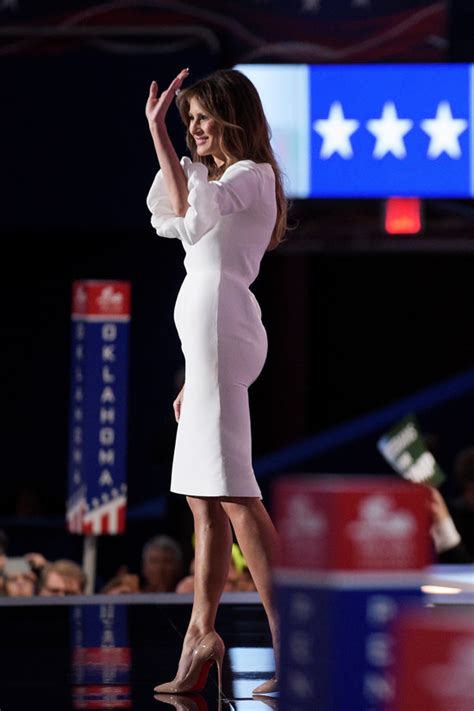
[236,64,473,198]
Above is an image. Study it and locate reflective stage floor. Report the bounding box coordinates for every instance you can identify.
[0,592,277,711]
[1,567,473,711]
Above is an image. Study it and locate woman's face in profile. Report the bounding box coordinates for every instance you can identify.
[188,96,226,166]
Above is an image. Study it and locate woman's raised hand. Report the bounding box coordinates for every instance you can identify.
[146,68,189,131]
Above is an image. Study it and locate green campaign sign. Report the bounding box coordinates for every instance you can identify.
[377,413,445,488]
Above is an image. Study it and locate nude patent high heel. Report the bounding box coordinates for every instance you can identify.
[154,631,224,695]
[252,676,278,695]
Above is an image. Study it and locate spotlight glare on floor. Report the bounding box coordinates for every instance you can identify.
[421,585,462,594]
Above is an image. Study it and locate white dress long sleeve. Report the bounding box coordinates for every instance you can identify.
[147,156,277,497]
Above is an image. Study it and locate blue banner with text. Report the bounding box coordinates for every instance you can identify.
[66,281,130,536]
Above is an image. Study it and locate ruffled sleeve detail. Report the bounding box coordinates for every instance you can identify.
[180,157,220,245]
[146,165,184,240]
[146,156,265,246]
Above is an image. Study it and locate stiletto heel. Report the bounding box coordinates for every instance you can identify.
[154,631,225,695]
[216,651,222,697]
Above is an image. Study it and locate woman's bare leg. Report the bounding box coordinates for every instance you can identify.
[220,498,280,668]
[174,496,233,679]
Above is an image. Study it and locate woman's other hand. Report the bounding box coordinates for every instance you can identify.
[146,68,189,131]
[173,385,185,423]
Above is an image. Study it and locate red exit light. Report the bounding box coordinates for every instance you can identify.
[385,198,422,235]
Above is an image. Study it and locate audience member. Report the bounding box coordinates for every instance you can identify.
[101,573,141,594]
[175,543,257,593]
[24,551,48,577]
[449,446,474,558]
[0,530,7,594]
[141,535,184,592]
[37,563,67,596]
[3,558,36,597]
[426,485,473,564]
[23,554,87,594]
[54,559,87,595]
[0,529,7,562]
[175,559,195,593]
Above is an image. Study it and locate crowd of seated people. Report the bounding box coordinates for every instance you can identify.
[0,531,257,597]
[0,548,88,598]
[102,534,258,594]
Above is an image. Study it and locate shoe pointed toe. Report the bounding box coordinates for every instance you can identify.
[154,681,178,693]
[252,677,279,695]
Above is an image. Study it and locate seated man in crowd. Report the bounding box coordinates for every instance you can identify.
[54,559,87,595]
[141,534,184,592]
[37,563,68,596]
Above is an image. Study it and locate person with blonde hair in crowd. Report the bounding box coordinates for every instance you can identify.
[37,562,67,597]
[54,559,87,595]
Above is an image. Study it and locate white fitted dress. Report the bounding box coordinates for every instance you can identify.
[147,156,277,497]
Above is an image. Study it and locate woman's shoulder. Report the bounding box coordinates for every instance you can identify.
[226,159,273,173]
[179,155,272,174]
[179,156,274,187]
[222,159,274,181]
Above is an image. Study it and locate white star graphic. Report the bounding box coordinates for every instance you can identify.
[313,102,360,159]
[421,102,468,159]
[366,102,413,159]
[101,492,109,503]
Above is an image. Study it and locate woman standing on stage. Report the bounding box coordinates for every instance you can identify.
[145,67,287,697]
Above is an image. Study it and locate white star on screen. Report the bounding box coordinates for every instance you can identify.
[366,102,413,159]
[313,102,360,159]
[421,102,468,159]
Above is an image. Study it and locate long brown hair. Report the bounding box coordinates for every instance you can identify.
[176,69,287,251]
